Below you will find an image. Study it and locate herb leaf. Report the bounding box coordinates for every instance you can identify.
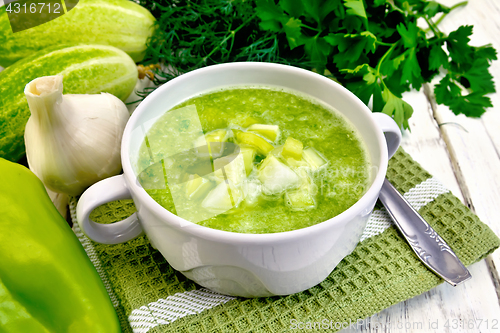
[139,0,496,131]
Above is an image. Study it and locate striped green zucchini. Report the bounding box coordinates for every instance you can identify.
[0,0,155,67]
[0,44,137,162]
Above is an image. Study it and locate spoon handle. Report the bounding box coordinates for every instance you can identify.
[379,178,471,286]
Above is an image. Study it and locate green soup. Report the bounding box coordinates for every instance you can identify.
[136,86,370,233]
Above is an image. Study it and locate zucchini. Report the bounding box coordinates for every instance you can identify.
[213,154,247,185]
[233,129,274,156]
[282,137,303,160]
[285,189,316,211]
[202,180,243,213]
[303,147,328,170]
[186,174,213,201]
[239,146,256,176]
[247,124,280,142]
[258,155,300,195]
[0,0,155,67]
[285,169,316,211]
[0,44,137,161]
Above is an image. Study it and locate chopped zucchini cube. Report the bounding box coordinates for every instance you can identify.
[239,146,256,175]
[247,124,280,142]
[285,157,310,169]
[242,180,261,207]
[213,153,247,185]
[205,129,228,142]
[194,142,225,159]
[302,147,328,170]
[193,129,227,158]
[193,129,227,148]
[258,155,300,195]
[270,145,283,157]
[285,189,316,211]
[202,180,243,213]
[186,174,202,196]
[231,129,243,136]
[282,137,303,160]
[295,168,311,185]
[233,130,274,156]
[193,135,207,149]
[186,174,213,200]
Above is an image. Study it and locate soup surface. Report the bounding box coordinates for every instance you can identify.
[136,86,370,233]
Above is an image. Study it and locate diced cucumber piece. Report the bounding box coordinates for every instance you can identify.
[231,129,243,139]
[233,130,274,156]
[270,145,283,157]
[213,153,247,185]
[285,157,310,169]
[186,174,213,200]
[186,174,202,195]
[282,164,317,210]
[258,155,300,195]
[257,152,275,170]
[239,146,256,175]
[193,129,228,148]
[282,137,303,160]
[285,189,316,211]
[247,124,280,142]
[302,147,328,170]
[295,168,310,184]
[206,129,228,142]
[193,135,207,148]
[193,129,227,158]
[194,142,225,159]
[202,180,243,213]
[242,180,261,207]
[295,168,318,194]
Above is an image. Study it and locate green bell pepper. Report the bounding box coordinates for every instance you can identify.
[0,158,121,332]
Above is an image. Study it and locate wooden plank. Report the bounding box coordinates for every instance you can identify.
[345,0,500,324]
[354,262,500,333]
[423,0,500,305]
[399,91,464,201]
[343,87,500,332]
[391,0,500,330]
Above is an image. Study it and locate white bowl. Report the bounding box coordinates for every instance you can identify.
[77,62,401,297]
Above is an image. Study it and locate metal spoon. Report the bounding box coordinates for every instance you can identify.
[378,178,472,286]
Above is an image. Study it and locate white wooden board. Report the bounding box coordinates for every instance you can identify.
[343,0,500,331]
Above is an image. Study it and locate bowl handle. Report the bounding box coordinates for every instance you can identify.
[76,175,144,244]
[371,112,402,159]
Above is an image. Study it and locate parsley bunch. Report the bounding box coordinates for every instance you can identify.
[140,0,497,130]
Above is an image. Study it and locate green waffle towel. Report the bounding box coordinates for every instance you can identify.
[70,148,500,333]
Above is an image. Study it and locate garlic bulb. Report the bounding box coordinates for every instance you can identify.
[24,75,129,196]
[45,185,69,219]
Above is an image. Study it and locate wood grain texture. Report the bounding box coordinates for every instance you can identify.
[426,0,500,305]
[342,86,500,333]
[343,0,500,331]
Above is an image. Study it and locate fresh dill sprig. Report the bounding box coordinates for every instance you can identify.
[138,0,497,130]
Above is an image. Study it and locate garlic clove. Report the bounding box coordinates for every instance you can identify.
[24,75,130,196]
[44,185,69,219]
